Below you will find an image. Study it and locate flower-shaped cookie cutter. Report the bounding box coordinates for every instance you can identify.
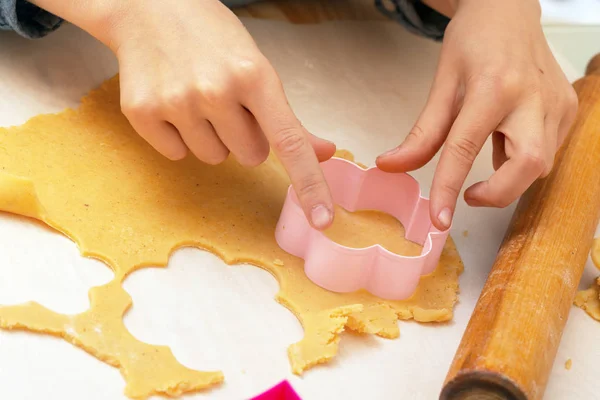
[275,157,450,300]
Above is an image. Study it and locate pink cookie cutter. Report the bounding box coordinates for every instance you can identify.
[275,157,450,300]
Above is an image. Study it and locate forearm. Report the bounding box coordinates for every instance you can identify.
[422,0,541,18]
[27,0,120,47]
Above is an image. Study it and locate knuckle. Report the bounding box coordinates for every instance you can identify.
[273,126,307,157]
[473,68,523,100]
[408,124,441,154]
[406,125,427,143]
[439,181,461,199]
[161,87,190,110]
[121,97,158,119]
[196,80,231,108]
[445,137,480,166]
[230,56,269,85]
[297,173,327,200]
[522,151,547,174]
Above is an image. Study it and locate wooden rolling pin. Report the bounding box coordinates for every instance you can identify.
[441,54,600,400]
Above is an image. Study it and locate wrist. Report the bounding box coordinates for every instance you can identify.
[421,0,459,17]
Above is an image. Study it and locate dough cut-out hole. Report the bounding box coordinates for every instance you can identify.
[0,330,124,399]
[324,205,422,255]
[0,213,114,314]
[123,248,302,394]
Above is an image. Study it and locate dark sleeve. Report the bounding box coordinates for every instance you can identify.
[0,0,62,39]
[375,0,450,42]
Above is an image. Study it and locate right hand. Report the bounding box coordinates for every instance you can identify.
[37,0,337,230]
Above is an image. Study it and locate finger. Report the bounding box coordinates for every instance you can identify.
[430,94,506,230]
[377,61,460,172]
[307,132,336,162]
[210,106,269,167]
[465,102,547,206]
[118,66,188,161]
[177,118,229,165]
[128,117,188,161]
[464,154,544,207]
[492,131,507,171]
[246,77,334,230]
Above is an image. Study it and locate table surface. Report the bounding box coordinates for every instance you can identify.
[234,0,385,23]
[0,4,599,400]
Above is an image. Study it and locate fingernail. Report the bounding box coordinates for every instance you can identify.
[379,146,401,158]
[437,207,453,229]
[311,205,333,230]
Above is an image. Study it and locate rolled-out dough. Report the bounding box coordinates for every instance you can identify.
[574,238,600,319]
[0,77,463,399]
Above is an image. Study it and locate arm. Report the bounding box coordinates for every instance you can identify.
[377,0,577,229]
[25,0,140,49]
[25,0,337,230]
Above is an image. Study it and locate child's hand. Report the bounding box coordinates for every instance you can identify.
[377,0,578,230]
[34,0,336,230]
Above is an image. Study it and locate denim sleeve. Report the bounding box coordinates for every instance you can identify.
[0,0,448,41]
[0,0,62,39]
[376,0,450,42]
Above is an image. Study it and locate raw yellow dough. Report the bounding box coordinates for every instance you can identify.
[593,237,600,268]
[575,238,600,319]
[0,77,463,399]
[565,358,573,370]
[324,206,423,257]
[574,277,600,320]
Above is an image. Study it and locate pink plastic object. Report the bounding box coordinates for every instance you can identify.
[251,380,302,400]
[275,157,450,300]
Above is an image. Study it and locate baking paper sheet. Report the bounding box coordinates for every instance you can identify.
[0,18,598,400]
[541,0,600,25]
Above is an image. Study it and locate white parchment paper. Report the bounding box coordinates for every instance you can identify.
[0,18,598,400]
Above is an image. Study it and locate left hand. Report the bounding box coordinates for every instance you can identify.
[376,0,578,230]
